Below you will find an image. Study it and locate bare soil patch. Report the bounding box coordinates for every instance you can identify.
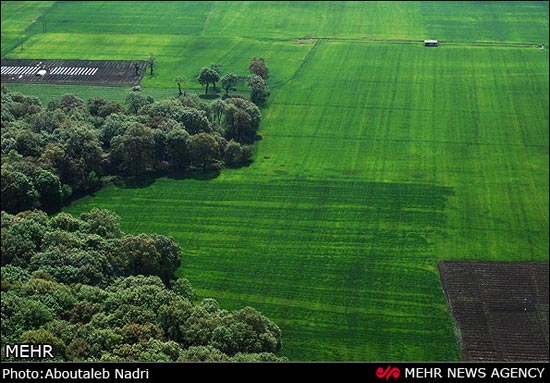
[439,261,549,361]
[1,59,147,86]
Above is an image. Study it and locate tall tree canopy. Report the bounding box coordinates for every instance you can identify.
[197,67,220,95]
[248,57,269,80]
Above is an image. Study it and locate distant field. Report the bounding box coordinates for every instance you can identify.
[0,1,54,56]
[3,1,549,361]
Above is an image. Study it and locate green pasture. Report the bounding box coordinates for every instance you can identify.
[3,1,549,360]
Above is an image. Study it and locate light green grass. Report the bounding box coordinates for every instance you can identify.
[4,1,549,361]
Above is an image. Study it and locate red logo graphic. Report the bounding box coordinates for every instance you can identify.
[376,365,401,380]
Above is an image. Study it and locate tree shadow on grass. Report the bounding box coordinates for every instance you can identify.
[161,168,221,181]
[117,174,157,189]
[116,169,221,188]
[187,169,221,181]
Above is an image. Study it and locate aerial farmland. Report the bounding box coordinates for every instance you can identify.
[1,1,548,362]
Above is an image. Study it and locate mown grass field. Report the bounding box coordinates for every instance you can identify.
[3,1,549,360]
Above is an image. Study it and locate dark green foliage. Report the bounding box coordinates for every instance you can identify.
[148,53,156,77]
[166,128,191,170]
[114,236,159,279]
[30,248,113,285]
[87,98,124,118]
[125,92,153,115]
[221,73,238,96]
[14,129,44,157]
[28,109,67,134]
[224,140,253,167]
[33,170,63,213]
[57,94,85,115]
[170,278,198,301]
[50,212,82,233]
[212,307,281,355]
[79,208,121,238]
[0,168,38,213]
[56,125,103,192]
[210,99,225,124]
[248,57,269,80]
[223,97,261,144]
[65,301,100,324]
[0,265,30,292]
[100,113,133,148]
[178,107,210,135]
[20,328,66,361]
[111,123,155,176]
[231,352,287,362]
[247,74,270,105]
[190,133,222,171]
[197,67,220,95]
[0,210,48,266]
[179,345,229,361]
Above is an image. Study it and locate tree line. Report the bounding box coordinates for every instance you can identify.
[196,57,270,105]
[1,209,283,361]
[1,84,263,214]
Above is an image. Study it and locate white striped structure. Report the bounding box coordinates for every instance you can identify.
[1,66,99,76]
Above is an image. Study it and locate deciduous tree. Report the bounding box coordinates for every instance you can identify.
[189,133,221,171]
[247,75,270,105]
[221,73,238,96]
[248,57,269,80]
[197,67,220,95]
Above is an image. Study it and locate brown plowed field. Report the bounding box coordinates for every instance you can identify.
[1,59,147,86]
[439,261,549,361]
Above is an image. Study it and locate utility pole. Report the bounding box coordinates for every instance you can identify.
[43,18,47,33]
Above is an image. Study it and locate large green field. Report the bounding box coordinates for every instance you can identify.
[2,1,548,361]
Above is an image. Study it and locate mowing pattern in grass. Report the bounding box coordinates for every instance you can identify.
[439,261,549,361]
[4,1,548,361]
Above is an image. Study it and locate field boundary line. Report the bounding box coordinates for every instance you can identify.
[291,36,545,49]
[285,39,320,84]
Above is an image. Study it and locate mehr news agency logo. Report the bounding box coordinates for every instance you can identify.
[375,365,546,381]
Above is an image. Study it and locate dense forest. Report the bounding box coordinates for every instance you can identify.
[1,84,262,214]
